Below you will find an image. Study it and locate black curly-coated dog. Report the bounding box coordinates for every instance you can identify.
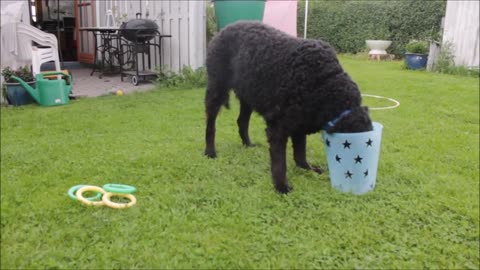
[204,21,372,194]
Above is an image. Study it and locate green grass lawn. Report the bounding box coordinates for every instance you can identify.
[1,57,479,269]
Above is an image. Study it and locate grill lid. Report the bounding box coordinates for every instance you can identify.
[120,13,158,42]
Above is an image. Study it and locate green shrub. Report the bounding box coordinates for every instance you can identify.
[1,66,34,83]
[405,40,429,54]
[180,66,207,88]
[434,42,480,77]
[435,41,455,73]
[298,0,446,56]
[206,2,218,44]
[156,66,207,89]
[156,67,183,88]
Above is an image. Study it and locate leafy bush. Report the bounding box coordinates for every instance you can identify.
[156,66,207,88]
[156,67,183,88]
[180,66,207,87]
[434,42,480,77]
[206,2,218,44]
[435,41,455,72]
[1,66,34,83]
[298,0,446,56]
[405,40,429,54]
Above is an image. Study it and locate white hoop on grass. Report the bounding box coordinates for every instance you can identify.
[362,94,400,110]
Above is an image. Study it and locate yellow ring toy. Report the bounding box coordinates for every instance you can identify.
[102,192,137,209]
[76,185,106,206]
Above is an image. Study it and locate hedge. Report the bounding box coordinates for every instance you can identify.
[298,0,446,56]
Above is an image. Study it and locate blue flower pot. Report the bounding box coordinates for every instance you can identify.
[321,122,383,195]
[5,81,35,106]
[405,53,428,70]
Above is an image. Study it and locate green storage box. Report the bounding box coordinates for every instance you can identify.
[214,0,266,30]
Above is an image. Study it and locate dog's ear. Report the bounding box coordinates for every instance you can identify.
[325,125,335,134]
[362,106,369,113]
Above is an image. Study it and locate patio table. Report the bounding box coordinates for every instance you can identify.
[79,27,121,78]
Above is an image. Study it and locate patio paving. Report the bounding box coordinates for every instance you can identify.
[67,63,156,98]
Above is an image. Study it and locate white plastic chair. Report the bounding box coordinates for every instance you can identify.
[17,24,70,81]
[1,2,67,81]
[31,47,61,75]
[16,24,61,75]
[17,24,57,47]
[1,1,32,69]
[31,46,71,82]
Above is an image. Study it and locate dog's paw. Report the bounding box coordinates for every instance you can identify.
[243,142,259,148]
[296,163,323,174]
[204,149,217,159]
[275,184,293,194]
[310,165,323,174]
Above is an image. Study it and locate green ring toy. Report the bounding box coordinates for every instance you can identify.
[68,185,103,201]
[102,184,137,194]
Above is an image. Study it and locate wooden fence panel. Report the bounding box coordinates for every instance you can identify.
[97,0,206,73]
[442,0,479,67]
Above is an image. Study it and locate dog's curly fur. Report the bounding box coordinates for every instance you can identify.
[204,21,372,193]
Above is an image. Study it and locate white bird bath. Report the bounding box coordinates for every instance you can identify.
[366,40,392,56]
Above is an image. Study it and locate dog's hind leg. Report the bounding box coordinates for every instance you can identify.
[266,125,291,194]
[291,133,323,174]
[204,81,229,158]
[237,100,254,147]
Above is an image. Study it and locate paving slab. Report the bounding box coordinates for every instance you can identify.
[70,67,156,98]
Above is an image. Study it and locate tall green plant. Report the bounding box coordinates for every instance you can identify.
[434,42,480,77]
[206,1,218,44]
[156,66,207,89]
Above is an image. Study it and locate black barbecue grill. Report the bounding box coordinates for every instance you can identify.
[119,13,158,43]
[118,13,171,85]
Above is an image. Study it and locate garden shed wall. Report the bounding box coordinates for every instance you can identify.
[442,0,479,67]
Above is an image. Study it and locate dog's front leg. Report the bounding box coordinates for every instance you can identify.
[291,133,323,174]
[267,126,291,194]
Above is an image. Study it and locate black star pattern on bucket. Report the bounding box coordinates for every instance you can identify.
[325,139,330,147]
[335,155,341,163]
[345,170,353,179]
[364,169,369,177]
[354,155,363,164]
[343,140,351,149]
[366,138,373,147]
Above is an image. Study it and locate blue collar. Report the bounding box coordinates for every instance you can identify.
[323,109,352,130]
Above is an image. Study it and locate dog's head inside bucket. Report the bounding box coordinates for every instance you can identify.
[321,122,383,195]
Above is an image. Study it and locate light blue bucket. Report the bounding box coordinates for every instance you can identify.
[321,122,383,195]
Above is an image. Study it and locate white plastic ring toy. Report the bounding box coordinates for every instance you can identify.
[76,185,106,206]
[362,94,400,110]
[102,192,137,209]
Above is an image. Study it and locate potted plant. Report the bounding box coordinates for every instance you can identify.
[405,40,429,70]
[1,66,35,106]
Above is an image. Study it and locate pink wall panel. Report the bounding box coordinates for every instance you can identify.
[262,0,297,37]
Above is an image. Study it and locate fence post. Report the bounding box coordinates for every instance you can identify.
[427,41,441,71]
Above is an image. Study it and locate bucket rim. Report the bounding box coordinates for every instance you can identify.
[322,122,383,138]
